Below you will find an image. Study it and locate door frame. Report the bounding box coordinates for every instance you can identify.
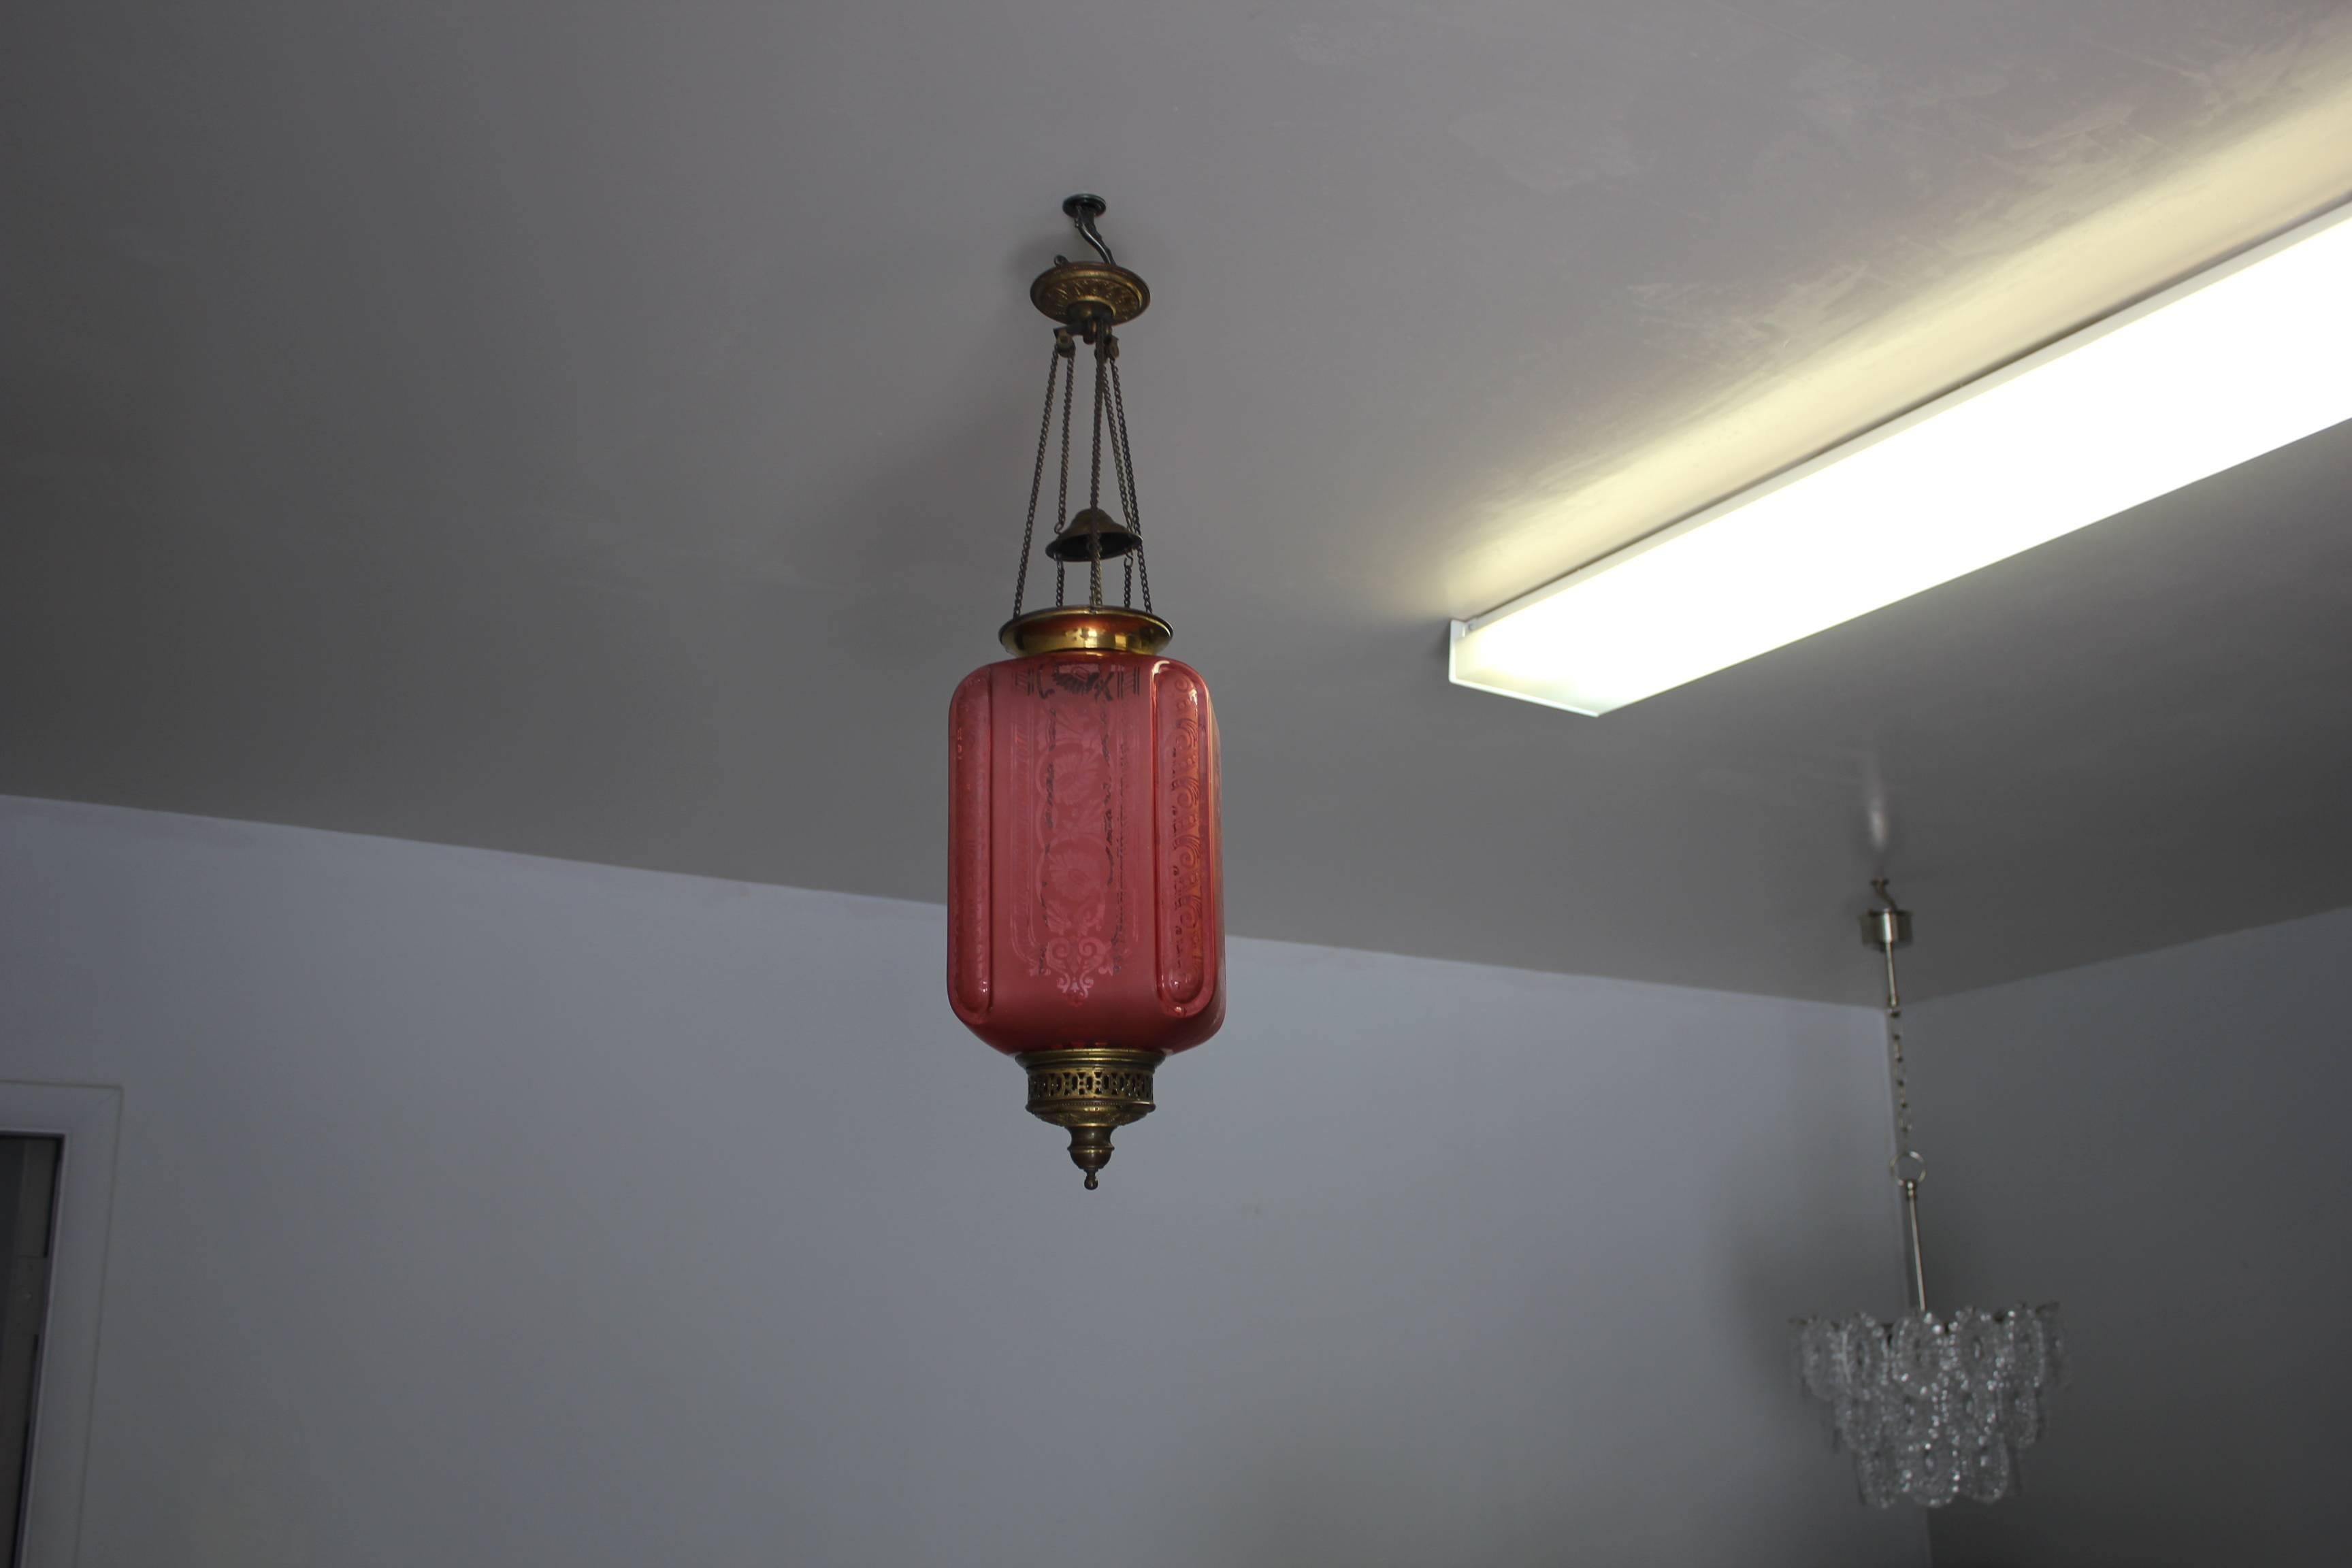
[0,1083,120,1568]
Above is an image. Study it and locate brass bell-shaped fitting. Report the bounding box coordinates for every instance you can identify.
[1045,506,1143,563]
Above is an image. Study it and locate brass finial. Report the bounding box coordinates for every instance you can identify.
[1015,1047,1160,1190]
[1067,1126,1115,1190]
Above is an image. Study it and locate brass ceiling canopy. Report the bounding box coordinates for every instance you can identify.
[1028,195,1150,341]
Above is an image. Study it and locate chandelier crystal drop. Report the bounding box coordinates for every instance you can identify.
[1797,1303,2066,1507]
[1794,883,2064,1507]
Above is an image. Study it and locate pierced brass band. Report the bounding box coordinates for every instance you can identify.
[1030,261,1150,329]
[998,606,1174,657]
[1016,1047,1161,1190]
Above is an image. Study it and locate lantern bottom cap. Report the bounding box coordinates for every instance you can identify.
[1015,1047,1162,1190]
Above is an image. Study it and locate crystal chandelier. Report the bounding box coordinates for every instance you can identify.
[1795,882,2065,1506]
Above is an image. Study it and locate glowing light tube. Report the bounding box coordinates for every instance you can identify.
[1450,200,2352,715]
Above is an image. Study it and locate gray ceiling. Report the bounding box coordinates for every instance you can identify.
[7,1,2352,1003]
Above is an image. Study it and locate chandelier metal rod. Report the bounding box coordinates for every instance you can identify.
[1867,880,1927,1313]
[1901,1174,1927,1314]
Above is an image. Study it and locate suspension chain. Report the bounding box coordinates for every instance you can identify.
[1086,339,1110,608]
[1105,338,1152,614]
[1012,333,1075,619]
[1054,342,1075,606]
[1886,977,1921,1180]
[1886,919,1928,1311]
[1873,879,1923,1183]
[1868,879,1929,1311]
[1013,316,1151,619]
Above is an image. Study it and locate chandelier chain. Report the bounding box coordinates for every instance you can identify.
[1889,1009,1918,1171]
[1886,956,1928,1312]
[1095,338,1128,608]
[1011,334,1073,619]
[1086,342,1111,608]
[1054,342,1075,607]
[1106,344,1152,615]
[1870,877,1929,1313]
[1873,878,1922,1179]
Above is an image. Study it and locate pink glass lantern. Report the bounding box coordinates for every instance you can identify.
[946,198,1226,1187]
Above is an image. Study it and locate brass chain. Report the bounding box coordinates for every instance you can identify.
[1054,343,1075,607]
[1105,339,1152,615]
[1012,332,1075,619]
[1088,340,1109,608]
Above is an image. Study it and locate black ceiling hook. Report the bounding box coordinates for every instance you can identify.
[1062,194,1115,267]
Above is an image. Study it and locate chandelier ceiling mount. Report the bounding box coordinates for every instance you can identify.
[1795,881,2065,1507]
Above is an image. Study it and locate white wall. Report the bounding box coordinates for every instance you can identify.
[0,796,1921,1567]
[1908,906,2352,1567]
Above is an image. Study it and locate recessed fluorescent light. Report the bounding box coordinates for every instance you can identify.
[1450,199,2352,716]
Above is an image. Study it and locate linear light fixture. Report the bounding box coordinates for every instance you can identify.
[1450,198,2352,716]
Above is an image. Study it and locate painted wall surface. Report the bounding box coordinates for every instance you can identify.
[1909,906,2352,1567]
[0,796,1921,1567]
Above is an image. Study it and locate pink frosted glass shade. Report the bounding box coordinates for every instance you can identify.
[947,646,1224,1059]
